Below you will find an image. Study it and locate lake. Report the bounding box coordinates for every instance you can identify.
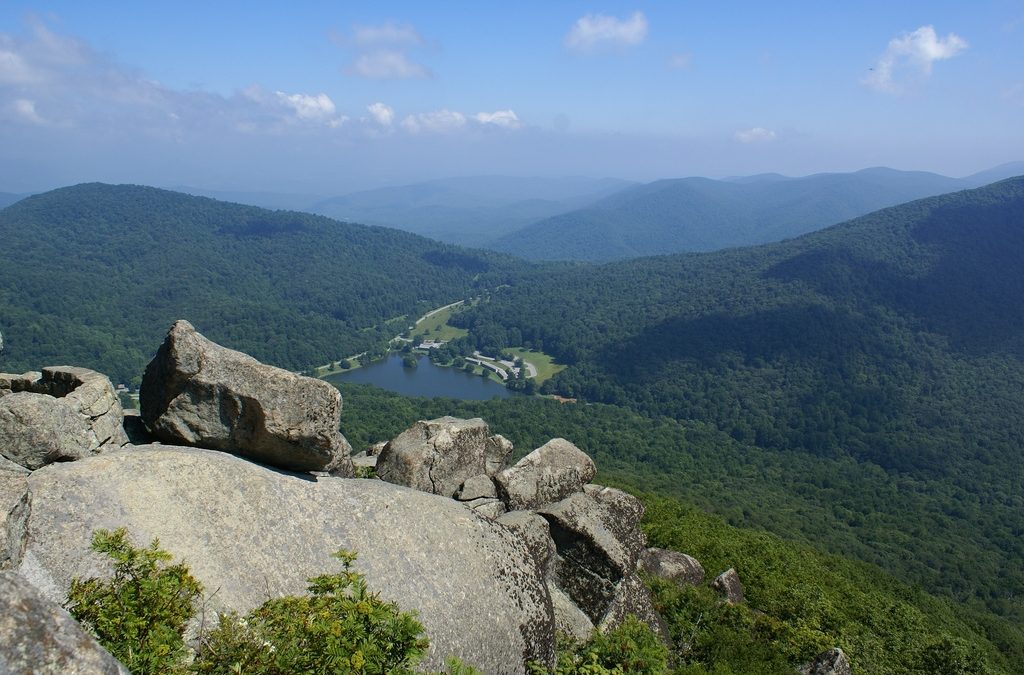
[325,353,517,400]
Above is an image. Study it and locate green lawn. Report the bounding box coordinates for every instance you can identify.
[505,348,565,384]
[408,303,468,342]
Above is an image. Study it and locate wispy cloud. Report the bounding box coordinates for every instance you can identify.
[401,109,467,134]
[734,127,776,143]
[667,53,692,70]
[565,12,647,53]
[474,109,521,129]
[339,21,432,79]
[863,25,967,94]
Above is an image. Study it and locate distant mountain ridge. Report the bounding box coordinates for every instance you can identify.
[491,164,1024,261]
[310,175,633,248]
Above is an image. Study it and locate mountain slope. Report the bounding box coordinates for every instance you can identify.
[452,178,1024,619]
[311,175,632,247]
[492,167,975,261]
[0,192,28,209]
[0,183,516,384]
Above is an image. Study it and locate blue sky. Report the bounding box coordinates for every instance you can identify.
[1,1,1021,193]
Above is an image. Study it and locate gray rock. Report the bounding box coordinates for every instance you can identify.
[495,438,596,511]
[596,573,670,643]
[464,498,507,520]
[536,491,647,624]
[377,417,500,497]
[0,367,129,471]
[498,510,557,578]
[456,474,498,501]
[1,459,29,569]
[366,441,387,456]
[639,547,705,587]
[121,409,154,445]
[711,568,745,604]
[351,454,377,469]
[799,647,852,675]
[549,583,594,642]
[0,393,95,469]
[584,484,645,532]
[0,570,129,674]
[485,434,514,475]
[0,371,42,394]
[10,446,553,673]
[140,320,352,475]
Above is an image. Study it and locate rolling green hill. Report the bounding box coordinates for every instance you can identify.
[452,178,1024,622]
[0,183,516,384]
[491,167,1000,261]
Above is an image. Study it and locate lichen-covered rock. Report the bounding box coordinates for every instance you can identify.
[639,547,705,587]
[10,446,553,673]
[799,647,852,675]
[377,417,504,497]
[596,573,670,642]
[485,434,514,475]
[498,510,557,578]
[0,571,129,674]
[140,320,352,475]
[456,474,498,501]
[712,567,745,604]
[464,497,507,520]
[0,367,128,470]
[495,438,596,510]
[1,458,29,569]
[549,583,594,642]
[0,393,94,469]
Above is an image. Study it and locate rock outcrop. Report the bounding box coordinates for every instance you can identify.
[640,547,705,587]
[712,567,745,604]
[0,571,129,674]
[376,416,510,497]
[495,438,597,510]
[0,367,128,470]
[799,647,852,675]
[140,320,352,475]
[7,445,554,673]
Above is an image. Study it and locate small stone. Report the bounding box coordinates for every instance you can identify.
[456,474,498,501]
[639,547,705,587]
[799,647,852,675]
[711,567,745,604]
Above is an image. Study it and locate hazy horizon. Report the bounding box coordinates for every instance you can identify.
[2,2,1022,193]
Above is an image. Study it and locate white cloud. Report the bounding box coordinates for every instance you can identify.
[667,53,692,70]
[565,12,647,53]
[401,109,467,134]
[367,102,394,126]
[734,127,776,143]
[0,47,41,84]
[339,21,432,79]
[474,109,521,129]
[352,22,424,47]
[349,50,431,79]
[863,25,968,94]
[275,91,336,121]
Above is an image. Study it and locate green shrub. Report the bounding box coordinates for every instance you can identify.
[530,616,669,674]
[193,549,429,674]
[65,528,203,675]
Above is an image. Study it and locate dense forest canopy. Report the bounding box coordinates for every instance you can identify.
[450,178,1024,621]
[0,183,521,384]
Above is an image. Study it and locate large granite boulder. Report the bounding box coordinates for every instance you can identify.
[7,446,554,673]
[377,417,507,497]
[495,438,596,511]
[640,547,705,587]
[0,367,128,470]
[1,457,29,569]
[140,320,352,475]
[536,489,648,626]
[0,571,129,674]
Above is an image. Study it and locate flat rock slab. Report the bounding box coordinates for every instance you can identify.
[11,446,553,673]
[140,320,351,474]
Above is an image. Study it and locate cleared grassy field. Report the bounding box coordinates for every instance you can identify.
[409,304,468,342]
[505,348,565,384]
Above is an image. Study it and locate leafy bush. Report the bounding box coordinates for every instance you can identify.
[530,616,668,674]
[193,549,429,674]
[65,528,203,675]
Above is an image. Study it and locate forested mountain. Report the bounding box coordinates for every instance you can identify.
[452,178,1024,621]
[491,167,1008,261]
[0,183,517,384]
[311,175,632,247]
